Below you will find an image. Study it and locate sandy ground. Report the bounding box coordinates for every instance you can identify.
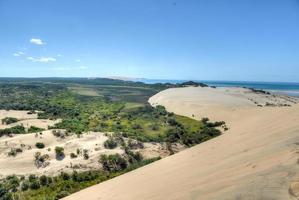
[0,110,60,129]
[0,130,168,177]
[64,87,299,200]
[149,87,298,124]
[0,110,169,177]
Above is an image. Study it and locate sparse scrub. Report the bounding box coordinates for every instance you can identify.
[83,149,89,160]
[104,138,118,149]
[0,125,26,137]
[34,152,50,168]
[99,154,128,172]
[1,117,18,125]
[28,126,45,133]
[55,146,65,160]
[35,142,45,149]
[70,152,78,159]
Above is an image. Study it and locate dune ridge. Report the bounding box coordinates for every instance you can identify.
[64,87,299,200]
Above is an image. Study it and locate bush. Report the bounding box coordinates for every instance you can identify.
[127,139,144,149]
[28,126,45,133]
[125,149,143,164]
[60,172,70,181]
[39,175,48,186]
[104,138,117,149]
[8,149,17,157]
[166,118,178,126]
[21,181,29,191]
[35,142,45,149]
[55,146,65,159]
[83,149,89,160]
[34,152,50,168]
[1,117,18,125]
[99,154,127,172]
[55,190,70,199]
[29,180,40,190]
[0,125,26,137]
[70,153,77,159]
[52,130,65,138]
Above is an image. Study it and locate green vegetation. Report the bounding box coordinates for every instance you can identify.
[0,78,220,146]
[0,157,160,200]
[103,138,118,149]
[100,154,127,172]
[54,146,65,160]
[0,125,26,137]
[35,142,45,149]
[34,152,50,168]
[28,126,44,133]
[8,148,23,157]
[1,117,18,125]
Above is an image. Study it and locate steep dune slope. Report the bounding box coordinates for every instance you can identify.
[64,87,299,200]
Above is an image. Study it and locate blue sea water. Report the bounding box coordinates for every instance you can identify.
[140,79,299,97]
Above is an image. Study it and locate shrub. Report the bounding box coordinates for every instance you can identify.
[166,118,178,126]
[34,152,50,168]
[83,149,89,160]
[104,138,117,149]
[52,130,65,138]
[70,153,77,159]
[60,172,70,180]
[55,146,65,159]
[0,125,26,137]
[28,174,37,182]
[127,139,144,149]
[1,117,18,125]
[21,181,29,191]
[99,154,127,172]
[29,180,40,190]
[125,149,143,164]
[39,175,48,186]
[55,191,70,199]
[35,142,45,149]
[8,149,17,157]
[28,126,45,133]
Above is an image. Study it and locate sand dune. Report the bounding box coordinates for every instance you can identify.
[64,87,299,200]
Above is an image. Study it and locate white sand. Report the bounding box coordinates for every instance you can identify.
[64,87,299,200]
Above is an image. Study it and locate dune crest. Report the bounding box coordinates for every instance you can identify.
[64,87,299,200]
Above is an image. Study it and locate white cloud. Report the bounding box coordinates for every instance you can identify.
[26,56,56,63]
[79,66,87,70]
[13,51,25,57]
[75,59,81,62]
[57,54,62,57]
[30,38,45,45]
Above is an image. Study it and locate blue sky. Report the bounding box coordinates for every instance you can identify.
[0,0,299,82]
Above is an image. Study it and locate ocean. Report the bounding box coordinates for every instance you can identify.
[140,79,299,97]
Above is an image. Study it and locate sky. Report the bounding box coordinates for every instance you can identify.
[0,0,299,82]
